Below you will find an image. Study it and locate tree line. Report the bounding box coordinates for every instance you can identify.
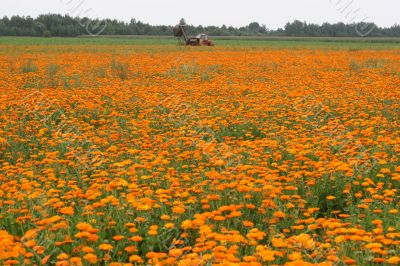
[0,14,399,37]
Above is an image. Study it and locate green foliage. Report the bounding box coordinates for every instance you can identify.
[0,14,399,37]
[47,64,61,88]
[20,60,38,73]
[349,60,361,72]
[111,59,130,80]
[43,30,51,37]
[216,122,266,141]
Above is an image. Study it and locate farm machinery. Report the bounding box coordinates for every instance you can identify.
[173,24,214,46]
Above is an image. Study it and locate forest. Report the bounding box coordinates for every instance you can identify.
[1,14,399,37]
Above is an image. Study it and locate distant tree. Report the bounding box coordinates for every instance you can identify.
[179,18,186,26]
[285,20,306,36]
[43,30,51,37]
[248,22,261,32]
[0,14,398,37]
[260,24,268,34]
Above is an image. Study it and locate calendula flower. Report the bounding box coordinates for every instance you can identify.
[83,254,97,264]
[99,243,113,251]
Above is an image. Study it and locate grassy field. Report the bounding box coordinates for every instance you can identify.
[1,36,400,49]
[0,37,399,265]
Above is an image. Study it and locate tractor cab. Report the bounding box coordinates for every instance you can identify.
[196,34,209,41]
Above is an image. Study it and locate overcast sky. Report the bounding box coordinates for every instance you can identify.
[2,0,399,29]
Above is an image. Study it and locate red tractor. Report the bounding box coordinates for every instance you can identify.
[173,25,214,46]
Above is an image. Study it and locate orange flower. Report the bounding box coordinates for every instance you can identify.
[129,255,143,263]
[99,243,113,251]
[124,246,137,253]
[172,206,185,214]
[243,220,254,227]
[387,256,400,265]
[169,248,183,257]
[112,235,124,241]
[57,253,69,260]
[165,223,175,229]
[1,45,399,266]
[274,211,286,218]
[83,253,97,264]
[160,215,171,220]
[81,246,94,253]
[272,237,287,248]
[76,223,93,231]
[70,257,83,266]
[288,252,302,261]
[130,236,143,242]
[58,207,74,215]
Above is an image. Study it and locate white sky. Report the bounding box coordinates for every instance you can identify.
[1,0,399,29]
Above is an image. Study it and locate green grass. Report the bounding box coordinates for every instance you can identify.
[0,36,174,45]
[0,36,399,50]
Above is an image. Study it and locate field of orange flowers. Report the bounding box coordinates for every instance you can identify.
[0,43,399,265]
